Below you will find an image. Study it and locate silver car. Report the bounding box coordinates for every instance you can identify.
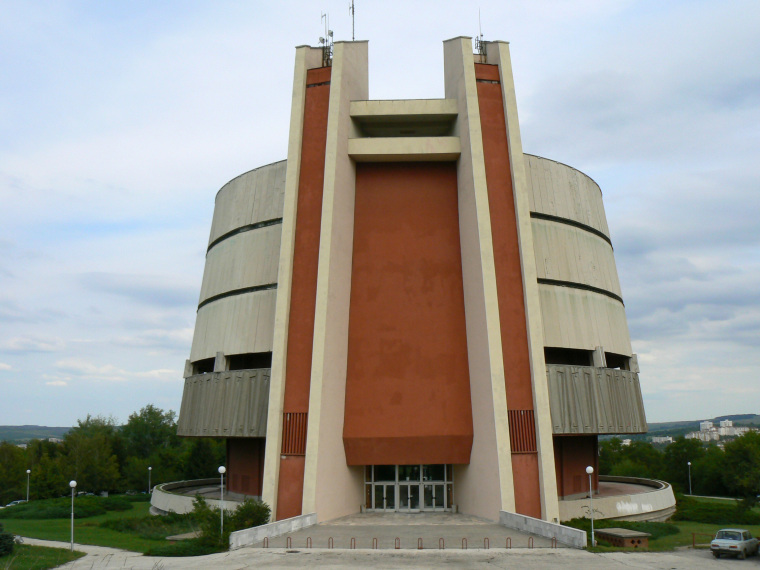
[711,529,759,559]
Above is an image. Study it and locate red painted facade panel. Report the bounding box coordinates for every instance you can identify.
[343,162,473,466]
[227,438,265,496]
[553,435,598,497]
[276,66,331,519]
[476,62,542,518]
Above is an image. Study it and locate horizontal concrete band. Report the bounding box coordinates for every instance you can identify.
[230,512,317,550]
[547,365,647,435]
[537,278,623,305]
[207,218,283,253]
[348,136,461,161]
[343,434,473,465]
[499,510,586,549]
[177,369,270,437]
[197,283,277,311]
[530,212,612,245]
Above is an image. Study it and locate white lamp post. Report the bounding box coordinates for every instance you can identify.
[218,466,226,539]
[26,469,31,502]
[586,466,595,547]
[69,480,77,551]
[687,461,692,495]
[148,466,152,494]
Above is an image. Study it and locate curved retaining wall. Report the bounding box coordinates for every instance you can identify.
[150,479,243,515]
[558,476,676,522]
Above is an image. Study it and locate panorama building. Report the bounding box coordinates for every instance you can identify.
[176,37,647,524]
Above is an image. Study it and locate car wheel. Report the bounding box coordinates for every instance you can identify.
[738,550,746,560]
[712,551,719,558]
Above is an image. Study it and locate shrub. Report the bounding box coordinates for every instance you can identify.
[0,524,14,557]
[673,495,760,525]
[230,499,270,530]
[564,517,680,542]
[144,539,223,557]
[100,511,195,541]
[0,496,133,520]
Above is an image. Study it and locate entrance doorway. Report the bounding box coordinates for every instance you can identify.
[364,464,453,512]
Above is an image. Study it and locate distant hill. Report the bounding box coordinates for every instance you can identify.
[647,414,760,436]
[0,425,70,443]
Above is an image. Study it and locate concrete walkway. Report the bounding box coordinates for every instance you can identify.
[20,537,730,569]
[254,512,557,549]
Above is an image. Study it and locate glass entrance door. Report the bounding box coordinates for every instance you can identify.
[365,464,453,513]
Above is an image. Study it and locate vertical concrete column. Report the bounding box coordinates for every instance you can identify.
[443,36,515,520]
[262,45,324,520]
[213,351,226,372]
[302,41,369,522]
[592,346,607,368]
[487,41,560,522]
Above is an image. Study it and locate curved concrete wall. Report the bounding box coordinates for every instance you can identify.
[558,476,676,522]
[199,226,281,303]
[208,161,287,244]
[189,161,286,364]
[525,154,632,356]
[151,479,242,515]
[524,154,609,237]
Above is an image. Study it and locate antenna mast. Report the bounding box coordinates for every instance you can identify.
[319,12,334,66]
[349,1,355,41]
[475,9,486,58]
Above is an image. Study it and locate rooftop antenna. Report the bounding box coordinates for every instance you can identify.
[475,9,486,58]
[319,12,334,66]
[349,0,355,41]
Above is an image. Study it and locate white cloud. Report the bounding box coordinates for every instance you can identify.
[0,362,11,370]
[45,380,67,387]
[1,336,66,353]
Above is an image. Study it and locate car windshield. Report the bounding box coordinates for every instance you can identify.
[716,531,742,541]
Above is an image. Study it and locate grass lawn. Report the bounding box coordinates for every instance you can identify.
[0,543,85,570]
[586,520,760,552]
[0,502,169,554]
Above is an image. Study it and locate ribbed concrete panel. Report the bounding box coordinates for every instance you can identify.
[190,289,276,362]
[546,365,646,434]
[199,225,282,303]
[177,369,270,437]
[208,161,287,245]
[538,285,632,355]
[524,154,610,238]
[532,219,622,297]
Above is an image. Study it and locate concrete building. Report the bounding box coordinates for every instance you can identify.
[175,37,647,525]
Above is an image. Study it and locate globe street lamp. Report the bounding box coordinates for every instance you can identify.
[148,466,152,495]
[218,466,226,539]
[69,480,77,551]
[26,469,30,502]
[687,461,692,495]
[586,466,595,548]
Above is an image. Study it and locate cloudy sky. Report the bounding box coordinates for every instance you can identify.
[1,0,758,426]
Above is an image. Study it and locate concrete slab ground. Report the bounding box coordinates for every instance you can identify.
[253,512,558,549]
[23,537,731,569]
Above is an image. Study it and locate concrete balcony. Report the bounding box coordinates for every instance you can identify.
[177,369,270,438]
[546,364,647,435]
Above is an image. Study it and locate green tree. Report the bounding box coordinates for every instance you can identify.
[693,445,729,497]
[62,428,120,493]
[663,436,705,493]
[120,405,178,458]
[0,441,25,505]
[183,438,223,480]
[723,432,760,506]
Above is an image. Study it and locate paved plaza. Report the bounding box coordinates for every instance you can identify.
[20,537,730,569]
